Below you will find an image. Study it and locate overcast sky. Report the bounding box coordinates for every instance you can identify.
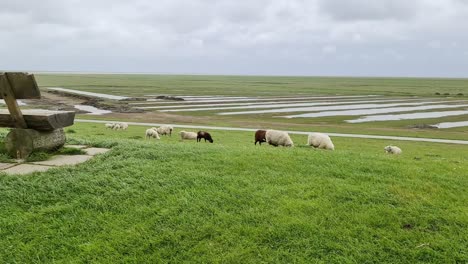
[1,0,468,77]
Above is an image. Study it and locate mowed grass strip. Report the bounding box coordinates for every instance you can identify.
[0,124,467,263]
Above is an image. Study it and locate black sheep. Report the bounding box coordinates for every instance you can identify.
[197,131,214,143]
[254,130,267,145]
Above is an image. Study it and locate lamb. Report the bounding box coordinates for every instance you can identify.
[265,130,293,147]
[180,131,197,140]
[156,125,173,136]
[145,128,160,139]
[254,130,267,145]
[307,133,335,150]
[384,145,402,155]
[197,131,214,143]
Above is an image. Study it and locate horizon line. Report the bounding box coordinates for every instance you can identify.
[2,69,468,79]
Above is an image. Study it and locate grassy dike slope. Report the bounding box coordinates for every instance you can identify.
[1,123,467,263]
[36,74,468,97]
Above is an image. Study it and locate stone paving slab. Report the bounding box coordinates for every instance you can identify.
[1,147,111,175]
[31,155,93,166]
[0,163,17,170]
[3,164,51,175]
[84,148,110,156]
[65,145,88,149]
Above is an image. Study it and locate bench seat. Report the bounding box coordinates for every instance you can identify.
[0,109,75,131]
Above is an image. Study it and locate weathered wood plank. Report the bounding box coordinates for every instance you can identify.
[0,109,75,130]
[0,73,28,128]
[4,128,66,159]
[0,72,41,99]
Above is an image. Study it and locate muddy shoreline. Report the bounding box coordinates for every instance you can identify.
[40,90,144,113]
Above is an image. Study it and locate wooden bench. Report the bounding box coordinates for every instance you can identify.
[0,72,75,159]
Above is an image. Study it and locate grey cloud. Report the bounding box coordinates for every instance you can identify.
[0,0,467,77]
[318,0,423,21]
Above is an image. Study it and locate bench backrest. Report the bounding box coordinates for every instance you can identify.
[0,72,41,99]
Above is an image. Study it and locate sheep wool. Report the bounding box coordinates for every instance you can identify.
[145,128,160,139]
[254,130,267,145]
[384,146,402,155]
[157,125,173,136]
[307,133,335,150]
[119,122,129,130]
[265,130,294,147]
[113,123,122,130]
[180,131,197,140]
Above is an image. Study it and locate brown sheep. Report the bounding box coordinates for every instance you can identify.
[197,131,213,143]
[254,130,267,145]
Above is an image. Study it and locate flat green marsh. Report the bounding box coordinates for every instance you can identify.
[34,74,468,139]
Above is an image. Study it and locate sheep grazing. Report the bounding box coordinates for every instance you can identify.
[104,122,129,130]
[197,131,214,143]
[307,133,335,150]
[180,131,197,140]
[254,130,267,145]
[112,123,122,130]
[156,125,173,136]
[384,145,402,155]
[265,130,293,147]
[119,122,129,130]
[104,123,119,129]
[145,128,160,139]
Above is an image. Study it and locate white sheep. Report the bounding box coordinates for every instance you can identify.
[384,145,402,155]
[265,130,294,147]
[112,123,122,130]
[180,131,197,140]
[156,125,173,136]
[104,122,129,130]
[146,128,160,139]
[307,133,335,150]
[119,122,129,130]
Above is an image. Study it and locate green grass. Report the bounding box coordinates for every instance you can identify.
[0,144,86,163]
[24,151,52,162]
[22,147,86,163]
[0,123,467,263]
[76,111,468,141]
[56,147,86,155]
[35,73,468,140]
[36,74,468,97]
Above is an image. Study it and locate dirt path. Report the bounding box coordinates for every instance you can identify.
[75,119,468,145]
